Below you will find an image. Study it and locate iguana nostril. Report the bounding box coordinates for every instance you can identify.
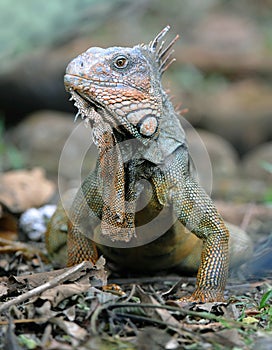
[80,61,84,68]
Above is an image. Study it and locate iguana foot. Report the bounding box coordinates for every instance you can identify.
[178,288,226,303]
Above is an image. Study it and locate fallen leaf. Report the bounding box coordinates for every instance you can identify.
[12,257,107,289]
[39,283,91,307]
[0,168,55,213]
[35,300,57,319]
[0,238,46,262]
[242,316,259,324]
[0,204,18,241]
[0,283,8,298]
[204,328,244,348]
[137,327,176,350]
[192,301,227,316]
[51,317,88,341]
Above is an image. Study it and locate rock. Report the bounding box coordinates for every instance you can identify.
[216,201,270,226]
[190,13,262,55]
[216,201,272,241]
[186,128,239,195]
[241,142,272,183]
[9,110,97,181]
[194,80,272,153]
[19,205,56,241]
[212,177,267,203]
[186,128,268,202]
[188,129,239,177]
[178,12,272,74]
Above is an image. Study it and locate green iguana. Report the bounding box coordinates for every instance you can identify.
[46,26,252,302]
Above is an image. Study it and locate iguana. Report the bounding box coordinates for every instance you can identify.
[46,26,252,302]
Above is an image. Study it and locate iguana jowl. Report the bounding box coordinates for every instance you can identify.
[47,26,251,302]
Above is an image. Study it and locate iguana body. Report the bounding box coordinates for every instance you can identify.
[46,27,252,302]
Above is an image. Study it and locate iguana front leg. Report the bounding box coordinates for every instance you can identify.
[67,171,101,266]
[170,176,229,302]
[150,147,229,302]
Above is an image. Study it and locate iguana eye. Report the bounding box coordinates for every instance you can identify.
[114,56,128,69]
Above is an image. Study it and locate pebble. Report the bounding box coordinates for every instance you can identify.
[19,205,56,241]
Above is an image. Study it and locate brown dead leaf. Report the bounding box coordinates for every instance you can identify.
[0,168,55,213]
[0,238,46,261]
[204,328,244,348]
[62,305,76,321]
[136,286,180,327]
[150,295,180,328]
[137,326,178,350]
[102,283,126,296]
[0,204,18,241]
[13,266,90,289]
[39,283,91,307]
[0,261,107,315]
[51,317,88,342]
[13,256,107,289]
[192,301,227,316]
[0,283,8,298]
[35,300,57,319]
[184,321,223,331]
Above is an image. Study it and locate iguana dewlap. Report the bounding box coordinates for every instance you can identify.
[46,26,253,302]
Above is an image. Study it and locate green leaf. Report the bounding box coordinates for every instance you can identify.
[242,316,259,324]
[18,335,38,349]
[259,289,272,309]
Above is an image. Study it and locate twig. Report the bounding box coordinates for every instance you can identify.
[123,284,137,303]
[109,275,193,285]
[0,261,91,314]
[90,301,247,336]
[0,318,49,325]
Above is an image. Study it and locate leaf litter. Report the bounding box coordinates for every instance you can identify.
[0,170,271,349]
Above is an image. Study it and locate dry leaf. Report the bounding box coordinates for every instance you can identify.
[0,205,18,241]
[136,285,180,327]
[0,238,46,262]
[13,257,107,289]
[192,301,227,315]
[13,266,91,289]
[0,280,9,299]
[137,327,176,350]
[0,168,55,213]
[39,283,91,307]
[51,317,88,341]
[150,295,180,328]
[204,328,244,348]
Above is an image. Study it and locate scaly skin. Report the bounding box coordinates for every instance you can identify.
[46,27,252,302]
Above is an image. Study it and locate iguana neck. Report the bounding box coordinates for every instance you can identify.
[118,94,187,165]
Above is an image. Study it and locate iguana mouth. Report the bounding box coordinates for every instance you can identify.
[68,90,105,124]
[70,90,123,133]
[76,91,102,112]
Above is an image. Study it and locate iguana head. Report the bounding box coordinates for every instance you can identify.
[64,27,179,242]
[64,26,179,142]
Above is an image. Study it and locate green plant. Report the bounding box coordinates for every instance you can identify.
[0,118,25,171]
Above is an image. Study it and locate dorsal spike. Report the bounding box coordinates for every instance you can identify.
[148,26,179,75]
[158,34,179,62]
[149,25,170,52]
[160,57,176,74]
